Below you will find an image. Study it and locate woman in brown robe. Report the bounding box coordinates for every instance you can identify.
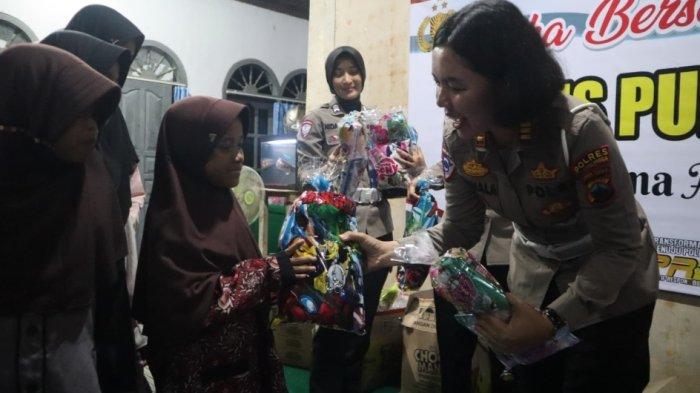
[133,96,316,392]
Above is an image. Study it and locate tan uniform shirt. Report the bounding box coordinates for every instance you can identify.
[422,157,513,267]
[296,97,393,238]
[408,95,659,330]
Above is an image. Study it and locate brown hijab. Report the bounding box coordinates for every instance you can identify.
[0,43,124,313]
[133,96,259,344]
[66,4,144,224]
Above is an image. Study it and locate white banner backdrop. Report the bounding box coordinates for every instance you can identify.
[408,0,700,295]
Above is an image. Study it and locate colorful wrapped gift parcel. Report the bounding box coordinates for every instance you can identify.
[430,248,580,370]
[336,111,374,200]
[276,190,366,334]
[396,179,443,290]
[363,108,418,190]
[333,108,419,201]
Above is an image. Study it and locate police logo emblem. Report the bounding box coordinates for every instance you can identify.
[300,119,313,139]
[442,148,455,181]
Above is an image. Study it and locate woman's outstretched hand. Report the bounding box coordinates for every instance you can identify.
[339,231,399,273]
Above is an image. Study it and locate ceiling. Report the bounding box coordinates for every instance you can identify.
[236,0,309,20]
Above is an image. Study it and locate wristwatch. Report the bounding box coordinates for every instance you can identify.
[542,307,567,332]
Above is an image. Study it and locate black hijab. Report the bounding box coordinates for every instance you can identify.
[41,30,132,87]
[325,46,366,113]
[67,4,144,224]
[66,4,145,59]
[133,96,259,345]
[0,43,123,313]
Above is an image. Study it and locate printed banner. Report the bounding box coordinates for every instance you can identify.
[409,0,700,295]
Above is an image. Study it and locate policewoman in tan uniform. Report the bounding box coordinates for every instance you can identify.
[411,129,515,392]
[344,2,659,392]
[297,46,423,393]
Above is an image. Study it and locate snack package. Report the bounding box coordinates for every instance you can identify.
[276,190,366,334]
[334,112,373,201]
[429,248,580,370]
[396,180,443,290]
[330,108,420,203]
[364,108,417,190]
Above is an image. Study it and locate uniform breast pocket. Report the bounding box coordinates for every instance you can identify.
[461,175,502,213]
[523,181,579,226]
[325,129,340,146]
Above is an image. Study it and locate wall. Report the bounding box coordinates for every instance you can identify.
[306,1,700,391]
[306,0,409,111]
[0,0,308,98]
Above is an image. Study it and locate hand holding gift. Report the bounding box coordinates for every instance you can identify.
[429,248,580,370]
[395,145,426,179]
[277,189,367,334]
[339,231,398,274]
[363,108,418,190]
[396,179,443,290]
[330,108,423,203]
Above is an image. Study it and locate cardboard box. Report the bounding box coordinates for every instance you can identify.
[273,322,316,369]
[401,290,441,393]
[361,308,405,392]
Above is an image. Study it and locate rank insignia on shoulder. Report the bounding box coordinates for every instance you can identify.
[474,133,487,151]
[519,122,533,141]
[530,162,558,181]
[462,159,489,177]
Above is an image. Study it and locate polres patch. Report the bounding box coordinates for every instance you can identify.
[300,119,314,139]
[573,145,615,205]
[442,148,455,181]
[572,145,610,176]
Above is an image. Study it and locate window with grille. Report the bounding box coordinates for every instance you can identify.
[224,61,307,172]
[129,41,187,84]
[281,70,307,101]
[0,13,36,52]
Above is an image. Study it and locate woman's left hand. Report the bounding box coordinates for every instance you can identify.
[395,146,426,177]
[284,237,318,279]
[475,293,555,354]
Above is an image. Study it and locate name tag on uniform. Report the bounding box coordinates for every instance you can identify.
[324,123,338,130]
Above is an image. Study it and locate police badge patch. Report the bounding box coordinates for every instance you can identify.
[300,119,313,139]
[442,148,455,181]
[572,145,615,205]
